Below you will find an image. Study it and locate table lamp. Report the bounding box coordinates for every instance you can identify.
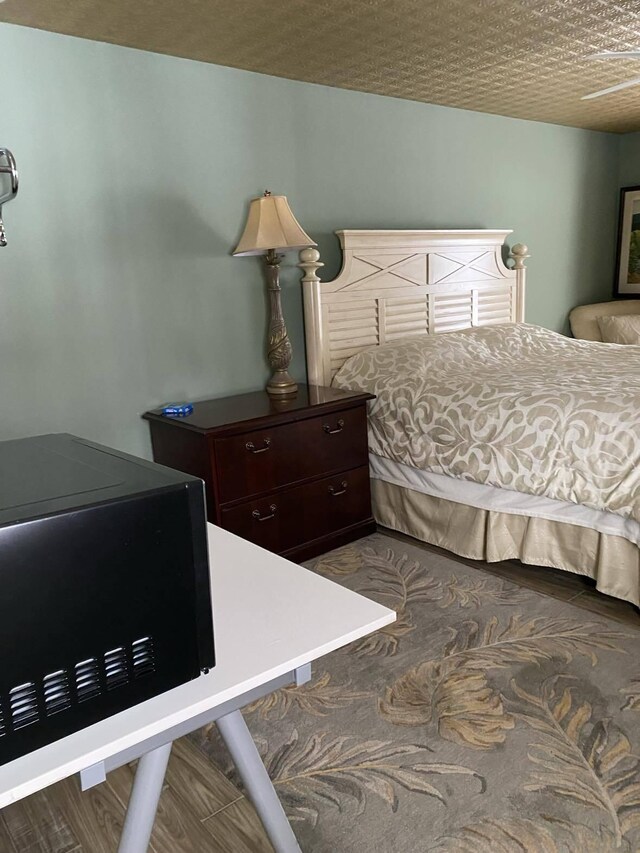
[233,191,316,398]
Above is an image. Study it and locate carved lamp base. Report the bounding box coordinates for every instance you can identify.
[266,370,298,398]
[264,249,298,399]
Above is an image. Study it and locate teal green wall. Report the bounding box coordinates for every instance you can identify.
[620,131,640,186]
[0,24,621,457]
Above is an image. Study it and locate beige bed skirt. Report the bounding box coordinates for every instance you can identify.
[371,479,640,608]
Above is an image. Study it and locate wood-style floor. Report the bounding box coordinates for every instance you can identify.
[0,736,274,853]
[2,528,637,853]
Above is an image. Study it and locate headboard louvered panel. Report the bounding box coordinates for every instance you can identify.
[300,230,529,387]
[385,296,429,342]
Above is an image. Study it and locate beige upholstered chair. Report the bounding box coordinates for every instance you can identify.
[569,299,640,341]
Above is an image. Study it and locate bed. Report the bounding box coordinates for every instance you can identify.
[298,229,640,606]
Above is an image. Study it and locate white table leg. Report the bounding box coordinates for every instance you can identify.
[117,741,172,853]
[216,709,301,853]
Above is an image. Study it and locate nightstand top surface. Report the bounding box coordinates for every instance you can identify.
[143,385,374,434]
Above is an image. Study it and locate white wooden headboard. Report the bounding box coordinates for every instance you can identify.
[299,229,529,387]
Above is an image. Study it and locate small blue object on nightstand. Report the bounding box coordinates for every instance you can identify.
[162,403,194,417]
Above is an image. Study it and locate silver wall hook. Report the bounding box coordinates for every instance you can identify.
[0,149,19,247]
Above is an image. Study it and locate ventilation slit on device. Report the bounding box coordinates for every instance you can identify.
[104,647,129,690]
[75,658,101,703]
[9,682,39,730]
[132,637,155,679]
[43,670,71,716]
[0,708,6,738]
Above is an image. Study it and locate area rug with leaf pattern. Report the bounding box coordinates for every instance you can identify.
[193,533,640,852]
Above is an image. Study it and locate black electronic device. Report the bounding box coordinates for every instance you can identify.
[0,433,214,765]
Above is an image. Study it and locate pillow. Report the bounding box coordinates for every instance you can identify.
[596,314,640,345]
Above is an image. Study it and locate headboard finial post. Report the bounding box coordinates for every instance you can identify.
[509,243,529,323]
[510,243,530,270]
[299,247,326,387]
[299,246,323,281]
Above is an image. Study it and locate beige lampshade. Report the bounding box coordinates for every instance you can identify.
[233,193,316,256]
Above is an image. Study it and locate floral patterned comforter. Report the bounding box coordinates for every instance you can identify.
[333,323,640,524]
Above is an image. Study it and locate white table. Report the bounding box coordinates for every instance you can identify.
[0,524,395,853]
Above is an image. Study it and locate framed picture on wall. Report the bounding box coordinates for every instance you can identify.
[615,185,640,297]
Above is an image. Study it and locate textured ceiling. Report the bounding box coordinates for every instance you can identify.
[2,0,640,132]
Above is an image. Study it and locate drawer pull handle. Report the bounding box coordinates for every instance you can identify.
[246,438,271,454]
[252,504,277,522]
[328,481,348,497]
[323,418,345,435]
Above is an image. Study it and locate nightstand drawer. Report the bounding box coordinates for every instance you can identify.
[214,406,368,502]
[303,465,371,543]
[219,466,371,553]
[219,488,299,553]
[213,424,300,504]
[296,405,368,477]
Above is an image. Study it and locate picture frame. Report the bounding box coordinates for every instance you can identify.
[615,185,640,297]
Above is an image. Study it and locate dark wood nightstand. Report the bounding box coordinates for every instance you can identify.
[143,385,376,562]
